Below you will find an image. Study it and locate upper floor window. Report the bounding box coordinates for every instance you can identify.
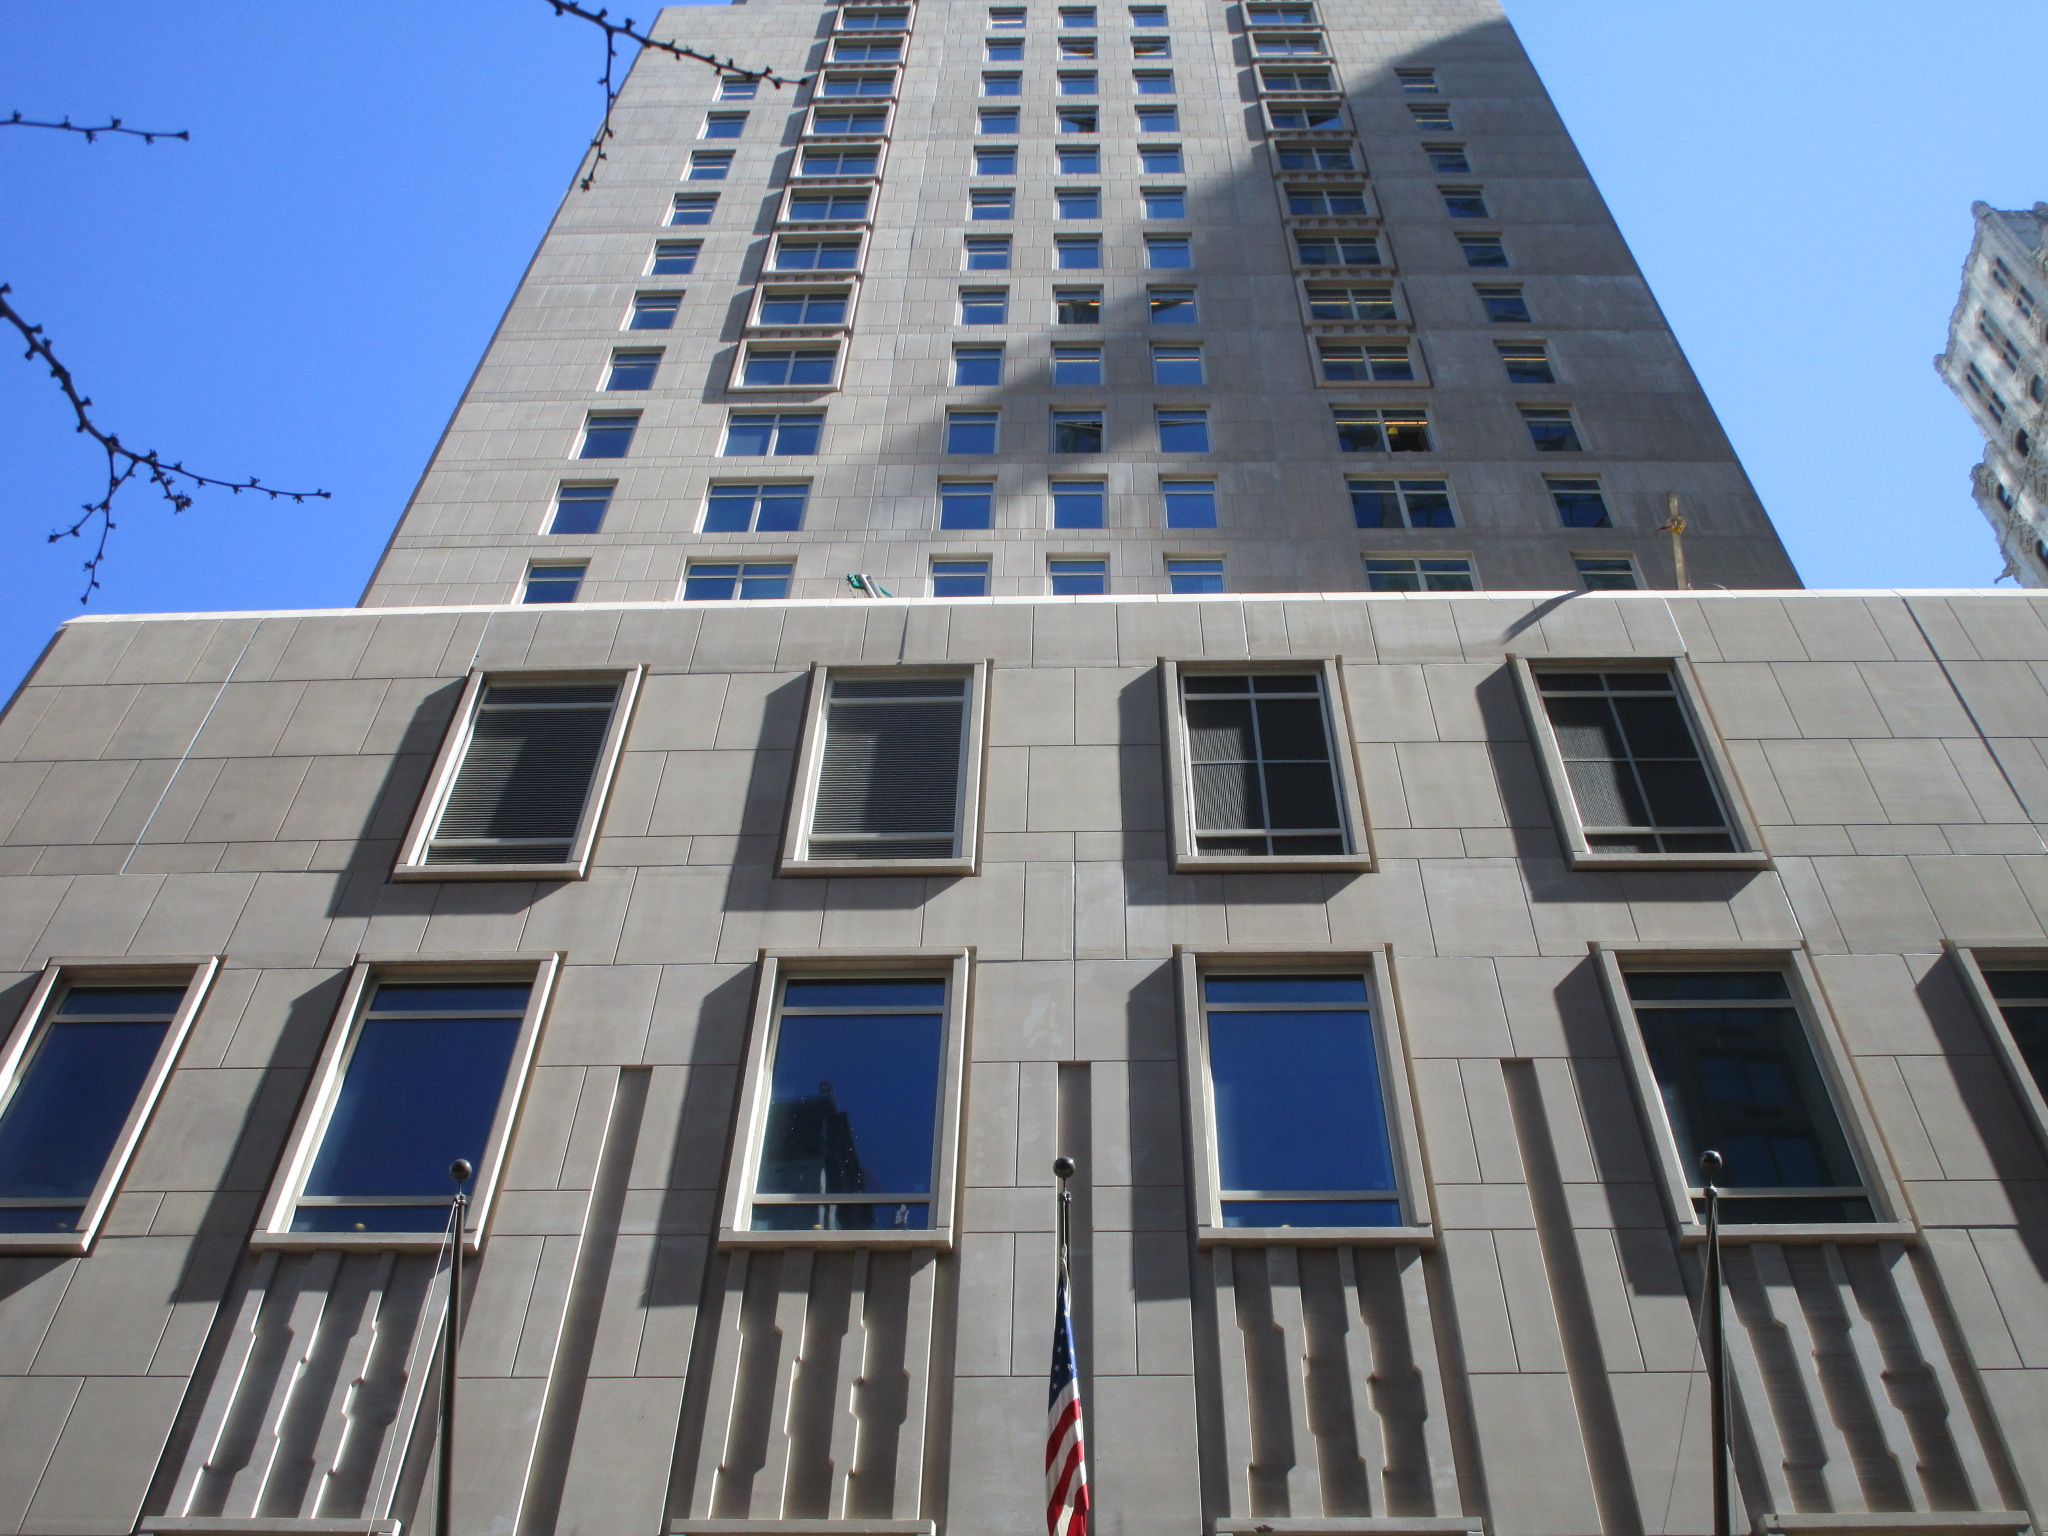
[550,483,612,534]
[1276,142,1354,171]
[1335,405,1431,452]
[1409,103,1454,130]
[523,562,585,604]
[1477,284,1530,322]
[1297,235,1383,268]
[724,411,825,455]
[1365,557,1473,592]
[801,145,881,175]
[1977,969,2048,1105]
[650,239,700,273]
[1396,68,1438,93]
[1575,556,1639,590]
[1498,341,1554,383]
[1049,558,1108,595]
[688,150,734,180]
[1349,477,1452,528]
[579,413,639,458]
[1521,405,1582,452]
[1457,232,1509,267]
[719,76,760,98]
[705,483,810,533]
[605,349,662,390]
[1260,67,1334,92]
[1425,143,1469,172]
[1266,100,1343,130]
[702,112,748,138]
[1549,477,1611,528]
[629,292,681,329]
[1166,557,1224,593]
[933,559,991,596]
[840,6,911,27]
[685,562,794,600]
[775,237,862,271]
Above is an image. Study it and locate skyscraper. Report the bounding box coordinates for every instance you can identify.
[1,7,2046,1536]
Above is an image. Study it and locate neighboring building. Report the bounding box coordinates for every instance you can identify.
[1938,201,2048,583]
[5,8,2048,1536]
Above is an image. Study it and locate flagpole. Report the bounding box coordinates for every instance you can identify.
[1699,1149,1728,1536]
[1054,1156,1075,1273]
[1046,1156,1090,1536]
[440,1158,472,1536]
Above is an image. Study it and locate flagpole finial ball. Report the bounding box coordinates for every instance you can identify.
[1698,1149,1722,1181]
[1053,1157,1076,1180]
[451,1160,473,1184]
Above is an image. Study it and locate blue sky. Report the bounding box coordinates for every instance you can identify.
[2,1,2043,687]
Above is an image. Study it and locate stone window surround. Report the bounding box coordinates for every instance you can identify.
[251,954,562,1254]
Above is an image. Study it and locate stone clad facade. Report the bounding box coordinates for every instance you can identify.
[1,5,2046,1536]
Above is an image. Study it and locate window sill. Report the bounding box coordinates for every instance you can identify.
[143,1520,403,1536]
[1215,1521,1481,1536]
[249,1229,482,1254]
[780,856,978,878]
[390,860,589,882]
[725,381,845,396]
[674,1522,935,1536]
[1172,852,1373,874]
[0,1231,92,1257]
[1676,1219,1917,1246]
[719,1227,954,1252]
[1566,849,1772,872]
[1199,1223,1434,1248]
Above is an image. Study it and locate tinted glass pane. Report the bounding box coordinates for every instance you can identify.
[782,979,947,1008]
[292,1205,453,1234]
[1627,973,1790,1003]
[1206,975,1367,1004]
[753,1201,930,1231]
[1254,697,1329,760]
[371,984,533,1013]
[0,1005,171,1203]
[1186,697,1255,761]
[758,1008,942,1196]
[1222,1199,1399,1228]
[1262,762,1340,828]
[1208,1005,1395,1193]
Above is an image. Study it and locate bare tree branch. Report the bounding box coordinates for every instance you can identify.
[5,111,188,144]
[0,285,330,603]
[541,0,806,190]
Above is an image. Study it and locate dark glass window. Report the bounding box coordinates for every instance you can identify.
[704,483,809,533]
[975,145,1018,175]
[0,985,184,1234]
[1049,558,1108,595]
[629,294,681,329]
[1163,480,1216,528]
[787,190,872,221]
[1498,342,1554,383]
[671,194,719,225]
[1140,144,1183,172]
[757,287,850,325]
[971,189,1016,220]
[941,482,996,530]
[742,347,839,387]
[948,410,1001,454]
[775,239,861,271]
[1167,558,1224,594]
[1135,105,1178,131]
[1441,185,1489,217]
[1157,409,1209,452]
[684,562,794,600]
[1549,478,1611,528]
[605,350,660,391]
[1983,972,2048,1096]
[292,982,531,1233]
[801,147,880,175]
[1052,480,1105,527]
[1307,284,1395,320]
[1205,975,1399,1227]
[687,151,733,180]
[1626,972,1872,1224]
[1052,413,1104,454]
[1365,558,1472,592]
[806,676,971,861]
[579,414,639,458]
[1348,478,1453,529]
[1057,236,1102,268]
[954,345,1005,385]
[1458,233,1509,268]
[523,564,584,603]
[753,978,946,1230]
[425,680,618,862]
[550,484,612,535]
[1425,144,1470,172]
[1522,406,1582,452]
[962,287,1010,324]
[1576,557,1639,591]
[1535,669,1736,853]
[1181,672,1347,856]
[724,412,825,456]
[933,559,991,597]
[1055,288,1102,324]
[964,238,1012,270]
[650,240,700,274]
[1297,235,1383,267]
[1478,285,1530,322]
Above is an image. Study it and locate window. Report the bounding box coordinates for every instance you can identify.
[980,107,1020,133]
[1525,664,1751,858]
[965,237,1013,270]
[1166,557,1224,593]
[810,108,888,135]
[1334,406,1431,452]
[983,71,1023,94]
[1396,67,1438,93]
[1266,101,1343,130]
[1059,70,1100,94]
[1260,67,1333,92]
[1058,108,1100,133]
[1056,147,1102,175]
[1348,478,1453,528]
[1049,557,1108,594]
[1619,971,1872,1223]
[1060,6,1097,24]
[989,6,1027,24]
[1054,344,1103,385]
[1163,479,1216,527]
[1440,185,1489,218]
[606,349,661,390]
[1549,478,1611,527]
[1055,286,1102,324]
[933,558,991,596]
[1286,184,1368,216]
[1457,233,1508,267]
[1152,344,1203,385]
[579,413,639,458]
[1134,69,1176,93]
[1157,408,1210,452]
[684,562,795,600]
[1149,286,1198,323]
[398,675,637,875]
[801,146,880,175]
[1146,234,1192,268]
[1522,406,1582,452]
[688,150,733,180]
[1253,31,1326,54]
[1477,285,1530,322]
[975,145,1018,175]
[1248,2,1317,21]
[702,112,748,138]
[1065,29,1100,51]
[1318,342,1413,383]
[1139,143,1183,172]
[947,409,1001,453]
[1975,970,2048,1106]
[776,238,862,271]
[961,287,1010,323]
[841,5,909,26]
[1135,105,1179,131]
[1576,556,1639,591]
[741,346,840,388]
[954,344,1004,385]
[650,239,701,274]
[971,188,1016,219]
[1052,479,1106,527]
[1408,106,1455,137]
[1168,668,1359,859]
[1497,342,1554,384]
[1130,6,1169,25]
[756,287,851,326]
[820,72,895,97]
[835,39,902,60]
[786,672,985,868]
[986,36,1025,59]
[786,188,872,221]
[1052,412,1104,454]
[1057,235,1102,268]
[704,483,809,533]
[719,76,759,98]
[1142,187,1187,218]
[550,484,612,534]
[724,411,824,455]
[1424,143,1469,172]
[1193,972,1405,1229]
[1132,35,1171,57]
[1276,142,1354,170]
[941,482,996,529]
[1297,234,1382,267]
[264,974,551,1241]
[1364,557,1472,592]
[0,969,210,1246]
[523,563,585,604]
[629,292,681,329]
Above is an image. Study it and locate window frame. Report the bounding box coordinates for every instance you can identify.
[1508,654,1768,872]
[719,951,973,1249]
[730,342,846,393]
[0,959,220,1255]
[777,181,879,229]
[252,957,561,1253]
[1158,657,1374,874]
[793,141,888,180]
[779,664,991,878]
[392,668,646,882]
[1948,945,2048,1165]
[1590,943,1912,1243]
[771,233,869,276]
[1175,946,1430,1245]
[803,104,893,140]
[746,278,860,335]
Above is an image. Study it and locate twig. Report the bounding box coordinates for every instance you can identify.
[5,111,188,144]
[0,284,330,603]
[541,1,806,190]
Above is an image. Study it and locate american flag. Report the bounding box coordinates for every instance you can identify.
[1046,1261,1091,1536]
